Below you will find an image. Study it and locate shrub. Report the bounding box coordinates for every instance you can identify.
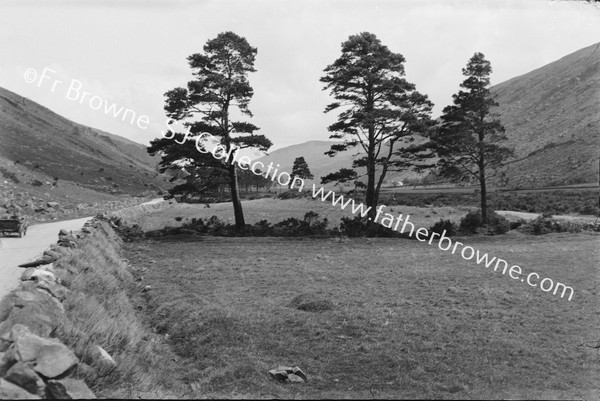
[429,219,457,237]
[486,212,511,235]
[31,179,43,186]
[459,210,482,234]
[339,216,407,238]
[523,216,585,235]
[278,190,306,200]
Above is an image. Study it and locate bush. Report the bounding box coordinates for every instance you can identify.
[459,210,482,234]
[429,219,457,237]
[339,216,408,238]
[278,190,306,200]
[31,179,43,186]
[523,216,585,235]
[486,212,511,235]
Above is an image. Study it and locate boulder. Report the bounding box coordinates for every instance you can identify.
[85,345,116,374]
[20,268,38,281]
[268,365,307,383]
[47,378,95,399]
[58,229,69,236]
[46,202,60,209]
[4,361,46,396]
[20,269,56,283]
[32,344,79,378]
[35,280,69,301]
[0,349,16,376]
[69,363,98,382]
[18,255,58,268]
[11,325,62,362]
[0,293,64,338]
[0,378,41,399]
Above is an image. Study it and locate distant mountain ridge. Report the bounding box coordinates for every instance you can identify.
[0,87,165,195]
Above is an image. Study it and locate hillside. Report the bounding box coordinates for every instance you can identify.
[491,42,600,187]
[0,87,166,195]
[258,43,600,189]
[257,140,417,187]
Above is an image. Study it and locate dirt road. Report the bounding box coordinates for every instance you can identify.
[0,217,91,300]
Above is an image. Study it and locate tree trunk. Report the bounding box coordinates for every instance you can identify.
[223,96,245,232]
[365,149,376,221]
[228,163,246,231]
[479,147,487,225]
[365,84,377,222]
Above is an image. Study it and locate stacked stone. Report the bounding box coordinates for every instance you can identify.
[0,218,115,399]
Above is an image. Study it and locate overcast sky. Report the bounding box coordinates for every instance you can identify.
[0,0,598,152]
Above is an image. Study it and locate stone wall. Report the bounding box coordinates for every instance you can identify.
[0,217,117,399]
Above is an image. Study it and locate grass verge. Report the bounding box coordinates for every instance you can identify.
[51,220,188,398]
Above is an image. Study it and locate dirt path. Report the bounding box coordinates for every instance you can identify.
[496,210,599,223]
[0,217,91,300]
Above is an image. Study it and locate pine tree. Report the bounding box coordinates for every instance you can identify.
[320,32,434,220]
[432,52,513,224]
[289,156,314,187]
[148,32,272,231]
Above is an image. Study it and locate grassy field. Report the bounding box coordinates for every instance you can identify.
[124,230,600,399]
[113,198,473,233]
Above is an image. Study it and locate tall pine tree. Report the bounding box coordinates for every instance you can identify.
[148,31,271,231]
[320,32,434,220]
[432,52,513,224]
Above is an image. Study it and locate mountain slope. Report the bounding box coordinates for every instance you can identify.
[0,87,165,195]
[259,43,600,189]
[491,42,600,187]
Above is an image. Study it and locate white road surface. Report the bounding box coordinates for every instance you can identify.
[0,217,92,300]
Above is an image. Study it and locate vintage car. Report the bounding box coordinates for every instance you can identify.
[0,216,28,237]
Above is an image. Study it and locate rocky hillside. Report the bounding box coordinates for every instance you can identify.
[0,87,170,221]
[0,87,166,195]
[491,42,600,187]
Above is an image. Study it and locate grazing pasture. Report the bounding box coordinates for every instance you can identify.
[114,198,472,233]
[125,230,600,399]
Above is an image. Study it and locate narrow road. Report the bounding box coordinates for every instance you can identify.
[0,217,92,300]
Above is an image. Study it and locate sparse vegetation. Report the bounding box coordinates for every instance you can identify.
[49,221,186,398]
[0,166,20,183]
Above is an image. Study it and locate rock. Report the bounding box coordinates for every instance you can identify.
[47,378,95,399]
[35,280,69,301]
[32,343,79,378]
[21,269,56,283]
[85,345,116,374]
[0,349,16,376]
[18,256,58,268]
[287,293,334,312]
[268,368,288,382]
[11,325,62,362]
[58,229,69,236]
[21,268,37,281]
[268,365,307,383]
[46,202,60,209]
[4,361,46,396]
[69,363,98,382]
[0,378,41,399]
[0,293,64,338]
[287,373,305,383]
[290,366,307,382]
